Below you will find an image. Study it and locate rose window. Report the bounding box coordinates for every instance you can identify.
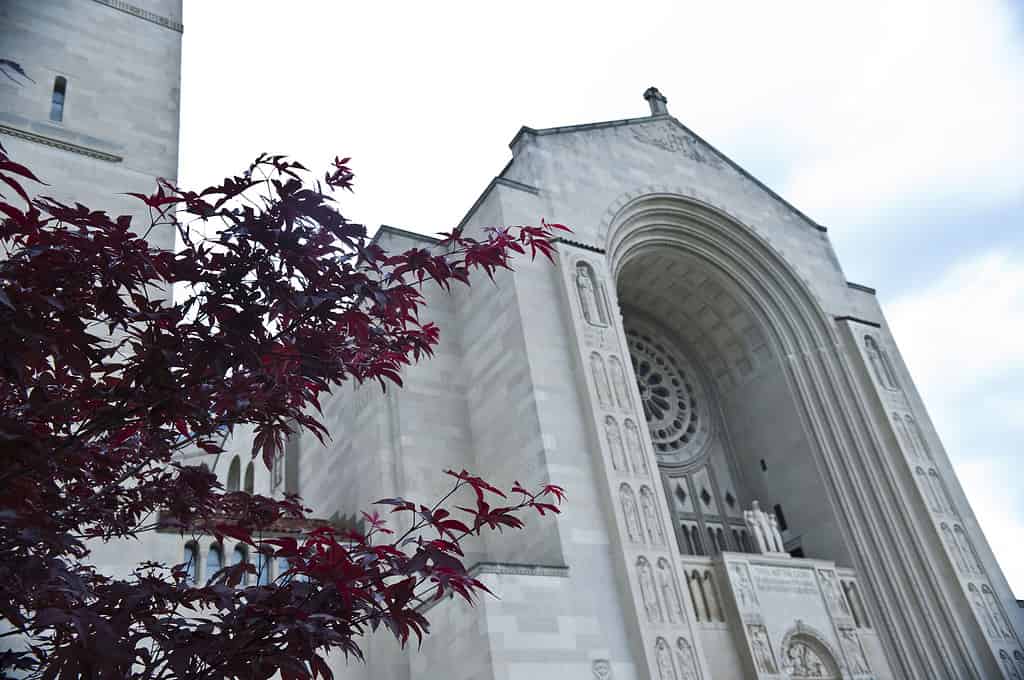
[626,325,710,465]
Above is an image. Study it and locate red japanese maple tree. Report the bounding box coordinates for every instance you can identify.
[0,143,567,679]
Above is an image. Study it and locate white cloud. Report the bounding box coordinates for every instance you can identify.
[887,249,1024,594]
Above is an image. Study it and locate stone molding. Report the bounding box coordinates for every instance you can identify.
[467,561,569,578]
[91,0,184,33]
[0,124,123,163]
[834,315,882,329]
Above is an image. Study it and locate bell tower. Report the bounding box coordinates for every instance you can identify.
[0,0,183,253]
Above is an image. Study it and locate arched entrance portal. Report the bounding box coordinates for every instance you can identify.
[617,247,849,564]
[600,192,975,679]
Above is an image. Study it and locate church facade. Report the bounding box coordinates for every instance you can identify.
[3,2,1023,679]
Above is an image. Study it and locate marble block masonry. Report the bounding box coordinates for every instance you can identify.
[3,4,1023,678]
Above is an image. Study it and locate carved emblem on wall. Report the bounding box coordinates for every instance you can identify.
[838,627,870,674]
[747,624,779,674]
[729,562,759,611]
[782,637,838,679]
[638,556,663,623]
[632,125,724,169]
[620,483,643,543]
[576,261,610,327]
[592,659,612,680]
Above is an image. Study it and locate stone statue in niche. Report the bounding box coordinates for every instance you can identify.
[640,486,666,545]
[954,526,983,575]
[620,483,643,543]
[638,557,663,623]
[940,524,966,573]
[748,624,778,674]
[624,419,649,475]
[729,562,758,610]
[605,416,627,472]
[576,262,608,326]
[1001,652,1024,680]
[675,637,700,680]
[838,627,869,674]
[657,558,685,623]
[655,637,678,680]
[783,639,833,678]
[592,660,612,680]
[592,353,613,409]
[970,586,997,637]
[864,335,899,390]
[744,501,786,555]
[983,587,1013,638]
[817,569,850,615]
[608,355,631,409]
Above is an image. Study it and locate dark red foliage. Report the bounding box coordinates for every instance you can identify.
[0,143,568,679]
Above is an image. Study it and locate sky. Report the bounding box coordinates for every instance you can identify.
[179,0,1024,595]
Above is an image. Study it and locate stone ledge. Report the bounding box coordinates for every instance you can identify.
[92,0,184,33]
[0,124,123,163]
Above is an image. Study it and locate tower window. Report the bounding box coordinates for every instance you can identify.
[50,76,67,122]
[773,503,788,531]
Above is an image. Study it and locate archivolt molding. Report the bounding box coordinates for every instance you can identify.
[598,192,981,679]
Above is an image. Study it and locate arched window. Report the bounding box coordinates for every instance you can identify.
[706,527,717,556]
[256,549,272,585]
[715,528,727,553]
[276,556,291,583]
[244,461,254,494]
[232,544,249,585]
[183,542,199,584]
[206,543,223,583]
[702,570,722,621]
[690,525,704,556]
[226,456,241,492]
[687,570,707,622]
[50,76,67,122]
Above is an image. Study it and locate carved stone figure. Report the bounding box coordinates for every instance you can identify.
[783,640,828,678]
[1001,652,1023,680]
[839,627,869,674]
[640,486,666,545]
[818,569,849,615]
[675,637,700,680]
[954,526,984,575]
[864,335,899,390]
[577,263,606,326]
[744,501,785,554]
[605,416,627,472]
[983,587,1012,638]
[906,415,931,460]
[592,659,612,680]
[655,637,678,680]
[702,571,722,622]
[687,571,707,622]
[748,625,778,674]
[940,524,966,573]
[729,562,758,610]
[620,483,643,543]
[1013,651,1024,680]
[638,557,663,623]
[609,355,631,409]
[592,353,613,409]
[624,419,649,475]
[657,558,685,623]
[970,586,998,637]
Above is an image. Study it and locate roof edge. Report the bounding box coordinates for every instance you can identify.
[372,224,440,246]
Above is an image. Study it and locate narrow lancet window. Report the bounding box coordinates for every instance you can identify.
[50,76,67,122]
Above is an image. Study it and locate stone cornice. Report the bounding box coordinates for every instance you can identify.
[0,124,123,163]
[834,315,882,329]
[92,0,184,33]
[467,561,569,578]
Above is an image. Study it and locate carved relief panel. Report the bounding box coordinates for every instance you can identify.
[560,251,709,680]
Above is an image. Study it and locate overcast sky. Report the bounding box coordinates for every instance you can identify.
[179,0,1024,594]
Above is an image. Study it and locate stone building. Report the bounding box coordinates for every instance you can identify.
[3,2,1023,679]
